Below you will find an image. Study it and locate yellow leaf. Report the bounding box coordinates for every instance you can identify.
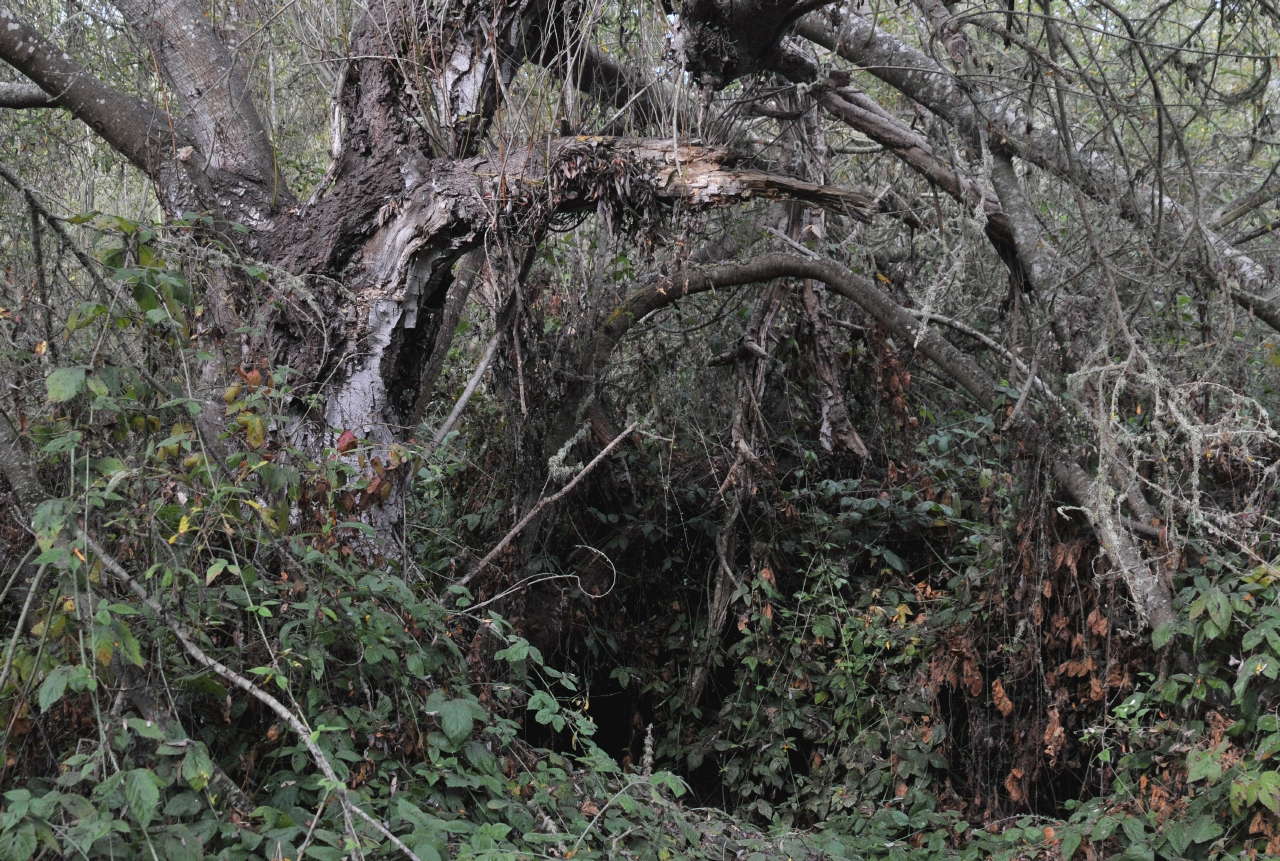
[178,516,189,534]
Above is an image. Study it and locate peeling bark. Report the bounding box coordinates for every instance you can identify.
[802,279,868,457]
[270,136,875,459]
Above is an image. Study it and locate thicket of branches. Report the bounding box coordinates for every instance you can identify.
[2,0,1280,858]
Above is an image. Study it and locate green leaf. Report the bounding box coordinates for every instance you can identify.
[125,769,160,827]
[181,742,214,791]
[1160,822,1189,858]
[37,666,72,712]
[1187,815,1223,844]
[438,699,474,743]
[1060,829,1082,861]
[494,640,529,662]
[527,689,558,723]
[1091,817,1119,841]
[1257,771,1280,813]
[125,717,165,740]
[1187,749,1223,784]
[46,367,86,403]
[1208,590,1231,631]
[33,547,67,565]
[92,457,126,476]
[0,821,37,861]
[1152,623,1176,650]
[111,617,145,667]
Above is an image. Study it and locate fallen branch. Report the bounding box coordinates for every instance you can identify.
[0,81,56,109]
[0,565,47,696]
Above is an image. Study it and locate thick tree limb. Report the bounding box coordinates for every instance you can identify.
[0,412,43,514]
[1233,217,1280,247]
[113,0,286,208]
[816,87,1015,248]
[577,45,688,133]
[0,81,54,108]
[0,7,174,175]
[673,0,838,87]
[272,135,874,455]
[795,11,1280,334]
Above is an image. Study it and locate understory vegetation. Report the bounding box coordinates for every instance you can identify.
[2,0,1280,859]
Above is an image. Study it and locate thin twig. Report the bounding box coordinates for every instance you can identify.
[431,328,504,448]
[0,565,47,697]
[0,545,37,608]
[452,420,640,592]
[908,309,1063,410]
[0,162,114,300]
[1001,346,1041,431]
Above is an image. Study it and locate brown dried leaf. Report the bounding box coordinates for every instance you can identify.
[1087,608,1109,637]
[1060,657,1096,678]
[1004,768,1025,803]
[1044,710,1066,764]
[992,678,1014,717]
[1064,542,1083,578]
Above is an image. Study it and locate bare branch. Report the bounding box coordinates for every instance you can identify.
[85,534,423,861]
[586,254,1175,627]
[796,10,1280,335]
[454,420,641,592]
[0,81,54,108]
[0,6,174,175]
[0,411,44,514]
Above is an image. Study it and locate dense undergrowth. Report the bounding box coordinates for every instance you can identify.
[2,210,1280,861]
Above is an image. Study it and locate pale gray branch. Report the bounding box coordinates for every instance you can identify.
[0,81,55,108]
